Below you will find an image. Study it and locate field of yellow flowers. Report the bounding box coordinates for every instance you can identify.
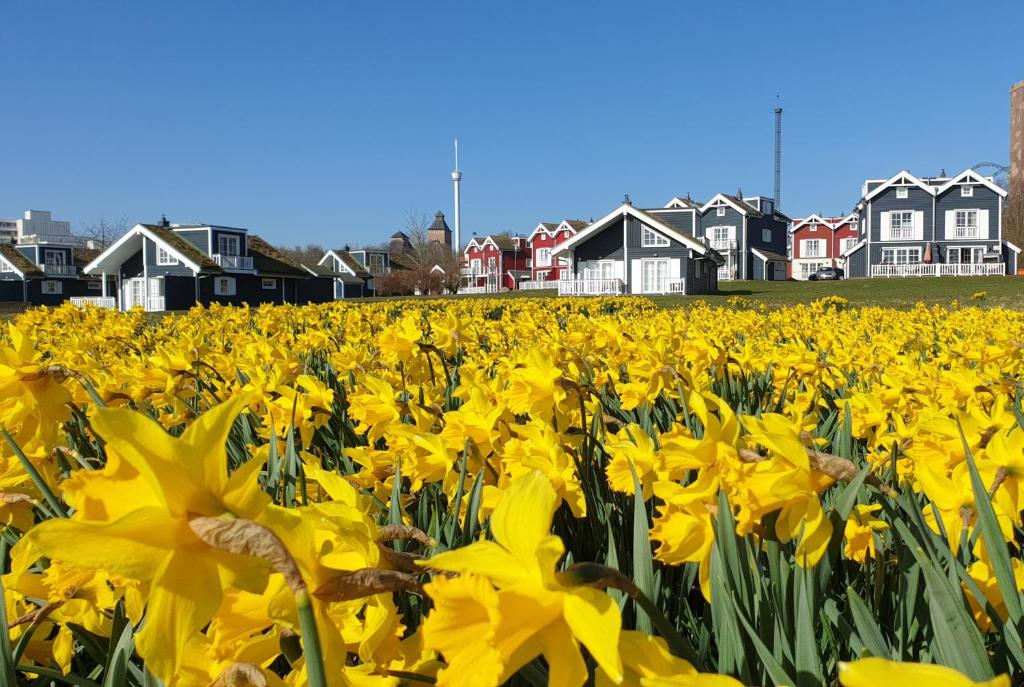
[0,296,1022,687]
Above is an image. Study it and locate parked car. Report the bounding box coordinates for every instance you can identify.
[808,266,843,281]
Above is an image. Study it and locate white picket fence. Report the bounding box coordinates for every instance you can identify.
[557,279,625,296]
[517,280,558,291]
[871,263,1005,278]
[70,297,116,309]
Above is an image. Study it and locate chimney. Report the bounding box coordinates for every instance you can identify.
[623,194,632,206]
[1009,81,1024,246]
[160,214,170,228]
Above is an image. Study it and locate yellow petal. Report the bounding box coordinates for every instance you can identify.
[423,541,529,588]
[540,623,588,687]
[491,471,559,568]
[180,393,252,493]
[839,658,1010,687]
[563,587,623,683]
[27,507,177,580]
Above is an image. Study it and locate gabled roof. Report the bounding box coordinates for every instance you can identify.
[700,193,761,217]
[664,197,701,209]
[561,220,589,231]
[389,253,415,271]
[247,235,308,276]
[304,263,364,284]
[862,171,935,202]
[791,214,836,232]
[527,222,560,241]
[484,235,526,252]
[0,244,42,278]
[320,249,371,278]
[83,224,220,275]
[552,203,722,265]
[935,169,1007,198]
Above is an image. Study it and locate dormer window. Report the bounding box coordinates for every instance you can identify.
[961,185,974,197]
[896,188,909,199]
[641,226,670,247]
[218,234,240,256]
[716,207,726,217]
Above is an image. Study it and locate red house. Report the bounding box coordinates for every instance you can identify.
[461,234,530,292]
[525,219,587,283]
[788,213,859,279]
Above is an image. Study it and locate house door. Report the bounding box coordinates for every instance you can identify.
[124,278,146,310]
[641,259,669,293]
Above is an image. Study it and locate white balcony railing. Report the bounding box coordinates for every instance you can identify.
[517,280,557,291]
[871,263,1005,278]
[43,264,78,277]
[718,267,737,281]
[666,279,685,293]
[70,297,116,309]
[558,279,625,296]
[146,296,166,312]
[212,254,254,271]
[708,239,737,251]
[459,285,492,295]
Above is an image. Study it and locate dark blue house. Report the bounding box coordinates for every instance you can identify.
[0,240,113,307]
[694,193,791,281]
[843,168,1018,277]
[81,220,334,311]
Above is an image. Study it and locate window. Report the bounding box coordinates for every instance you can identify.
[536,270,549,281]
[641,259,670,293]
[808,224,818,232]
[840,237,858,255]
[961,185,974,197]
[0,260,12,273]
[896,188,909,199]
[470,258,481,274]
[525,258,532,268]
[217,234,240,256]
[947,246,984,264]
[487,257,496,271]
[43,249,65,266]
[41,280,62,295]
[641,226,670,247]
[214,276,236,296]
[881,247,921,265]
[156,247,179,265]
[262,278,277,289]
[761,228,772,242]
[889,211,914,239]
[536,247,552,266]
[595,260,615,280]
[800,262,829,279]
[368,253,387,272]
[802,239,826,258]
[716,207,726,217]
[954,210,979,238]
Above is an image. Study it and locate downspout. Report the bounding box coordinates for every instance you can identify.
[622,211,628,292]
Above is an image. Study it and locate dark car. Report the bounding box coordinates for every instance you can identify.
[808,266,843,281]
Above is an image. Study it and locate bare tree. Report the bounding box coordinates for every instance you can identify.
[78,216,132,250]
[277,243,329,266]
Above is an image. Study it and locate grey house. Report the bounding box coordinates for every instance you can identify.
[842,168,1018,277]
[0,241,112,307]
[551,200,723,295]
[81,220,330,311]
[317,249,373,298]
[693,193,791,281]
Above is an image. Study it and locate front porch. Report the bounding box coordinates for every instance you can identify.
[871,263,1006,278]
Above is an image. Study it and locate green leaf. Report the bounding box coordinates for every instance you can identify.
[0,541,16,687]
[794,571,823,687]
[894,520,993,680]
[846,586,890,659]
[834,465,870,521]
[629,461,655,634]
[102,621,135,687]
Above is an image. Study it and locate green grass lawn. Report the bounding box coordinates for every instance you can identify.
[452,276,1023,309]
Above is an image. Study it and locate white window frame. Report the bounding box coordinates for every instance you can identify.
[217,234,240,256]
[595,260,615,280]
[470,258,482,274]
[487,256,497,271]
[536,247,552,267]
[41,280,62,295]
[954,210,979,238]
[889,211,914,239]
[840,237,858,255]
[799,261,830,279]
[262,278,277,289]
[43,249,65,266]
[803,239,826,258]
[0,259,13,273]
[368,253,387,272]
[947,246,985,264]
[214,276,236,296]
[761,228,772,242]
[895,187,909,199]
[961,185,974,197]
[881,247,922,265]
[641,226,670,248]
[156,246,179,266]
[536,270,549,281]
[716,207,726,217]
[640,258,670,294]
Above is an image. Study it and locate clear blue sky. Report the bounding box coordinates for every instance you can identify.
[3,1,1022,246]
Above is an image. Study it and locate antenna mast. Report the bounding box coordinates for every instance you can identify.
[451,139,462,252]
[774,97,783,208]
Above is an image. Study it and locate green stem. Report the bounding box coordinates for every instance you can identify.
[14,664,101,687]
[296,589,328,687]
[0,539,17,687]
[0,426,67,517]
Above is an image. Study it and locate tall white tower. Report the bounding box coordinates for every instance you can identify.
[452,139,462,252]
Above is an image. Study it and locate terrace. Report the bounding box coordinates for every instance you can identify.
[871,263,1005,278]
